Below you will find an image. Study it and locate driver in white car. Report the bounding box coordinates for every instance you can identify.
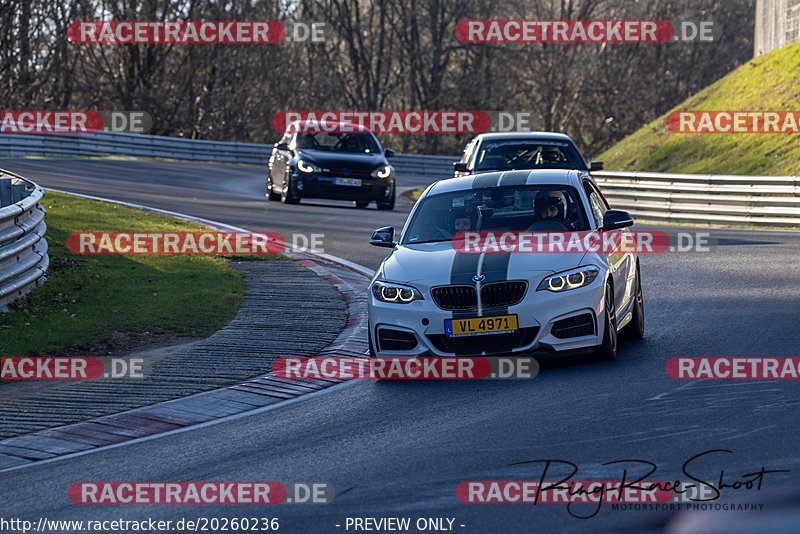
[534,190,579,230]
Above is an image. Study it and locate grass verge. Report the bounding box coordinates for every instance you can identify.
[598,41,800,174]
[0,191,268,357]
[401,187,428,203]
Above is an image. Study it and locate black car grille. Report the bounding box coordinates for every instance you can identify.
[551,313,595,339]
[432,286,477,310]
[319,167,373,178]
[481,281,528,308]
[432,281,527,310]
[427,327,539,356]
[377,328,418,351]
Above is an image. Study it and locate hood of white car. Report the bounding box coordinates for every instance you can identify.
[380,242,588,285]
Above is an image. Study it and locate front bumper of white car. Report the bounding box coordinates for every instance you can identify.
[368,274,608,358]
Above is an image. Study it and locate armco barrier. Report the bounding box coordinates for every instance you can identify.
[0,131,267,164]
[389,153,454,179]
[593,171,800,227]
[0,170,48,311]
[0,131,457,180]
[3,132,799,227]
[0,131,457,179]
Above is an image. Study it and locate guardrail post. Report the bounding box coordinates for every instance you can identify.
[11,183,27,203]
[0,178,11,208]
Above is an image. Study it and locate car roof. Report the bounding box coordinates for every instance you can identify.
[424,169,586,198]
[472,131,575,143]
[287,120,373,134]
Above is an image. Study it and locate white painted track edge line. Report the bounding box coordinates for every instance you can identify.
[0,380,361,474]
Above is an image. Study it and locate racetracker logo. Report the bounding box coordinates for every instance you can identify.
[452,231,670,254]
[1,357,149,380]
[455,20,674,43]
[1,111,152,134]
[273,111,492,134]
[67,232,285,255]
[667,111,800,134]
[69,482,332,505]
[456,481,674,504]
[487,111,536,132]
[1,111,104,133]
[272,356,538,380]
[283,21,328,43]
[666,357,800,379]
[72,482,276,504]
[67,21,285,44]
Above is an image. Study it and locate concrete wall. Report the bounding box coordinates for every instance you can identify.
[755,0,800,56]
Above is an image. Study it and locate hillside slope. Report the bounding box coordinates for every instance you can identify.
[599,41,800,175]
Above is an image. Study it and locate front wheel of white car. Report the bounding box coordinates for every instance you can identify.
[592,282,618,361]
[621,262,644,340]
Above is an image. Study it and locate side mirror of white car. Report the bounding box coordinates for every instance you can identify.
[370,226,396,248]
[601,210,634,231]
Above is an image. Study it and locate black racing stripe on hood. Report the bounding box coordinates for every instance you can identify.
[471,172,502,189]
[449,252,481,319]
[450,252,481,285]
[479,253,512,317]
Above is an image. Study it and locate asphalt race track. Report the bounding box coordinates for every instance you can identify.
[2,158,800,534]
[0,158,419,270]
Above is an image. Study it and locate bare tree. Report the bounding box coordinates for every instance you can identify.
[0,0,756,153]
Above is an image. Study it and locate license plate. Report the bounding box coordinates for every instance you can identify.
[445,315,518,337]
[334,177,362,187]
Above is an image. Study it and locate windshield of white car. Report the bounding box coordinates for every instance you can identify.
[294,132,381,153]
[402,185,590,245]
[473,140,586,172]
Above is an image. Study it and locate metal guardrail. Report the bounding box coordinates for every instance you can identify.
[593,171,800,227]
[389,153,455,179]
[389,163,800,227]
[0,170,48,311]
[0,132,459,178]
[3,132,799,227]
[0,131,267,164]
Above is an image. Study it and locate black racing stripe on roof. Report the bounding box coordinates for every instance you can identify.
[471,172,502,189]
[499,169,532,187]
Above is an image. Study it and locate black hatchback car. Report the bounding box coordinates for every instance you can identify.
[267,121,396,210]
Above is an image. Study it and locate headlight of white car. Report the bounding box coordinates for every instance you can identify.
[371,281,424,303]
[372,165,392,179]
[297,160,320,173]
[537,266,599,293]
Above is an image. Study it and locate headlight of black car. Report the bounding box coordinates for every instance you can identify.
[372,165,392,179]
[297,160,320,174]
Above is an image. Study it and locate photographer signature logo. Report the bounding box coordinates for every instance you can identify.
[457,449,789,519]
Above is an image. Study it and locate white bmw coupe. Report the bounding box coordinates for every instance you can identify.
[367,169,644,361]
